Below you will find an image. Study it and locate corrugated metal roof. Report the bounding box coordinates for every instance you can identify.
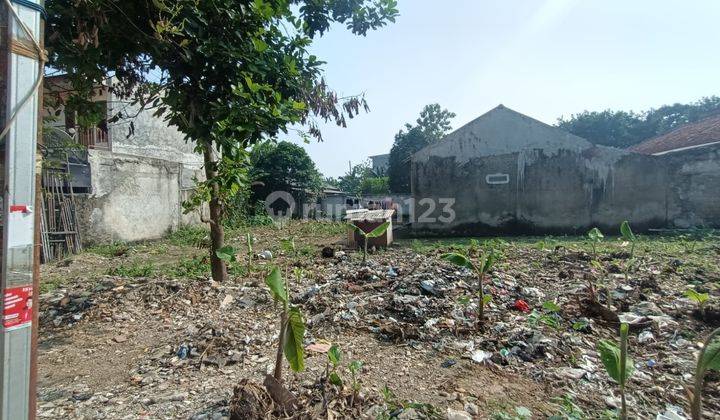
[344,209,394,222]
[629,114,720,155]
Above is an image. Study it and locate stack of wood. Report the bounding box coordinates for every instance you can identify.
[40,172,82,262]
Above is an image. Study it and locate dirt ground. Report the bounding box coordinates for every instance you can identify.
[37,222,720,419]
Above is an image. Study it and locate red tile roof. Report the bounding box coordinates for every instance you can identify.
[629,114,720,155]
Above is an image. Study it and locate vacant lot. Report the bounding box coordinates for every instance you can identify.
[37,222,720,419]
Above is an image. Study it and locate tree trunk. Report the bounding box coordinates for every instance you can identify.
[202,143,228,282]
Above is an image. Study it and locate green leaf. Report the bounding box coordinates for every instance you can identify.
[480,252,496,274]
[588,227,604,242]
[284,306,305,372]
[685,289,709,304]
[329,371,343,386]
[597,338,634,385]
[572,320,589,331]
[349,360,363,374]
[620,221,635,242]
[366,221,390,238]
[216,245,236,262]
[348,223,362,234]
[482,294,492,305]
[251,37,268,52]
[542,301,561,313]
[597,339,622,383]
[265,267,287,304]
[700,332,720,372]
[441,252,473,269]
[328,344,341,367]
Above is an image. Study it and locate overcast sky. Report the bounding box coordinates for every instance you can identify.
[290,0,720,177]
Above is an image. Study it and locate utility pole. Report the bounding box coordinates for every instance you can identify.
[1,0,44,418]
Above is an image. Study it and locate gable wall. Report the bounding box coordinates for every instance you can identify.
[410,108,720,235]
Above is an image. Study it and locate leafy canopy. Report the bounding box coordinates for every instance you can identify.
[338,160,388,196]
[46,0,399,209]
[388,104,455,193]
[249,140,323,208]
[556,96,720,148]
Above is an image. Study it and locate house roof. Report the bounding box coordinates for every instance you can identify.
[629,114,720,155]
[412,104,593,163]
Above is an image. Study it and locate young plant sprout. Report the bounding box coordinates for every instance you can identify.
[589,259,613,310]
[528,301,562,330]
[442,248,496,330]
[685,289,710,318]
[587,227,604,257]
[245,232,253,274]
[348,360,363,407]
[349,221,390,263]
[620,220,637,257]
[265,267,306,381]
[327,344,342,386]
[597,323,634,420]
[691,327,720,420]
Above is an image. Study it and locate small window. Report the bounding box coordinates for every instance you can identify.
[485,173,510,185]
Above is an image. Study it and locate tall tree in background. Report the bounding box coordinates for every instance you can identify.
[249,141,322,213]
[557,96,720,148]
[388,104,455,193]
[46,0,398,282]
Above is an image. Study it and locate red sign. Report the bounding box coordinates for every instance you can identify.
[3,286,33,329]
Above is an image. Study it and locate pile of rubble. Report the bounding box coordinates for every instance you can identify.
[37,236,720,419]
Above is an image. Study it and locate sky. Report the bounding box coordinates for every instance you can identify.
[290,0,720,177]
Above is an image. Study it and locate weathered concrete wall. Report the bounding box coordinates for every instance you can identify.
[412,147,667,234]
[76,150,204,244]
[663,144,720,228]
[411,106,720,235]
[108,90,202,167]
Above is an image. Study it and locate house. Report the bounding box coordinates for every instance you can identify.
[629,114,720,155]
[369,153,390,176]
[43,76,205,244]
[410,105,720,234]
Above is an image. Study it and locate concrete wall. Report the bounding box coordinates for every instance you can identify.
[411,106,720,235]
[663,145,720,228]
[107,89,203,167]
[76,149,204,244]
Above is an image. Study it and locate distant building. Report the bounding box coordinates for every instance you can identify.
[43,75,204,244]
[411,105,720,234]
[369,153,389,176]
[629,114,720,155]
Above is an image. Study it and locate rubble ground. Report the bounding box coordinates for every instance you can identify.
[38,222,720,419]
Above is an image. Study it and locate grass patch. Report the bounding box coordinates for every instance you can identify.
[166,225,209,247]
[87,242,130,257]
[167,256,210,278]
[40,277,66,294]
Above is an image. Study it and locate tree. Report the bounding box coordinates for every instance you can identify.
[556,110,643,149]
[359,176,389,195]
[249,141,322,215]
[46,0,398,282]
[557,96,720,148]
[337,161,374,196]
[388,104,455,193]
